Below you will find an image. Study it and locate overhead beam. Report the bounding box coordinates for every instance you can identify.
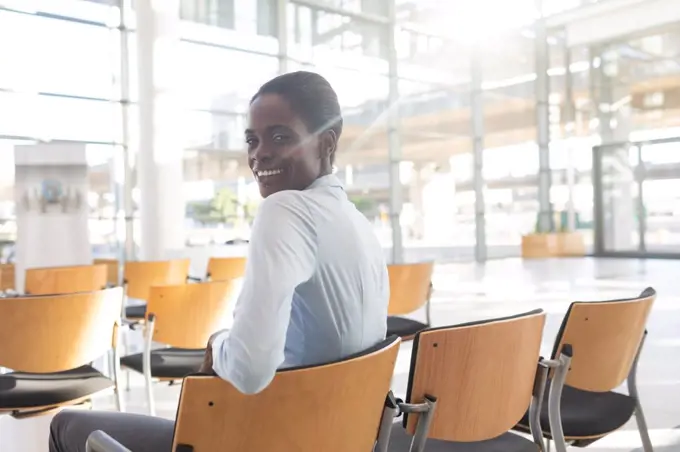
[552,0,680,48]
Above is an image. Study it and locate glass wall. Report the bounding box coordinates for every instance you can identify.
[0,1,123,260]
[2,0,679,263]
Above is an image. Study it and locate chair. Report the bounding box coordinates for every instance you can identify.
[378,309,548,452]
[187,256,247,282]
[93,258,120,287]
[24,264,108,295]
[0,263,15,291]
[122,259,190,319]
[89,335,401,451]
[513,287,656,452]
[120,280,236,415]
[0,288,124,418]
[386,262,435,340]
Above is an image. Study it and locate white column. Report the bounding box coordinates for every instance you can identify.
[136,0,185,260]
[408,164,425,241]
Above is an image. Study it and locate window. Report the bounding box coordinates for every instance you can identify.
[177,42,279,111]
[180,0,235,29]
[0,92,121,143]
[0,10,119,98]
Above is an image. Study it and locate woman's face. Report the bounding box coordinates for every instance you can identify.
[246,93,329,198]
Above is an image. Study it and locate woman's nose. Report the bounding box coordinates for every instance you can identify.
[252,150,274,163]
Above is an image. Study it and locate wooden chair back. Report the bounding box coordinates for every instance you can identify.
[147,280,236,348]
[387,261,434,316]
[0,288,123,373]
[206,256,247,281]
[93,258,120,286]
[123,259,190,300]
[25,264,108,295]
[404,309,546,442]
[0,263,15,290]
[172,336,401,452]
[551,287,656,392]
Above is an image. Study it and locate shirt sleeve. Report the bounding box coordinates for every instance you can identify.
[211,191,317,394]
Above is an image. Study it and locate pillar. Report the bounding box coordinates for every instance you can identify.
[136,0,185,260]
[408,164,427,241]
[386,0,403,263]
[277,0,289,73]
[535,13,554,233]
[470,47,487,262]
[563,39,577,232]
[119,0,134,263]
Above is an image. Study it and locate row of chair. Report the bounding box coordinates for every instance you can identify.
[0,258,657,451]
[1,257,434,336]
[0,283,657,451]
[0,257,246,297]
[0,258,434,416]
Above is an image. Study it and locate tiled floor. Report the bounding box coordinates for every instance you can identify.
[2,257,679,451]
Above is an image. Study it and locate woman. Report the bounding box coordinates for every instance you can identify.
[49,71,389,452]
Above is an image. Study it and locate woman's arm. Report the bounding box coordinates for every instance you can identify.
[210,191,317,394]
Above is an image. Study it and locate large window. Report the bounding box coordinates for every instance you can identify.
[0,92,121,143]
[177,42,279,111]
[0,10,119,99]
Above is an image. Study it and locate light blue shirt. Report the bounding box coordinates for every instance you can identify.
[211,174,389,394]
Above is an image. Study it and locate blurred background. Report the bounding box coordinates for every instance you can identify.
[1,0,679,264]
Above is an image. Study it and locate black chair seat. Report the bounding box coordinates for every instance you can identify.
[125,304,146,318]
[120,348,205,379]
[515,383,636,439]
[387,316,428,338]
[0,365,113,410]
[388,423,538,451]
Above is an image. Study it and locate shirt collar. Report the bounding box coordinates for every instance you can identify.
[306,173,344,191]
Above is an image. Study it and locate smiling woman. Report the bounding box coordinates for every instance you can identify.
[48,71,390,452]
[245,71,343,198]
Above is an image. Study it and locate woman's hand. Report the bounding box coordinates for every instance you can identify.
[198,329,228,374]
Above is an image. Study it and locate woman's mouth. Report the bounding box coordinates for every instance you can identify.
[256,168,284,179]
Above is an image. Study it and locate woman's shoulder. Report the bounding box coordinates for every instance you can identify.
[257,190,313,220]
[260,189,308,209]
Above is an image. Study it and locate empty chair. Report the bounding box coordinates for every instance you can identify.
[187,256,247,282]
[0,288,124,418]
[90,335,401,452]
[206,256,247,280]
[386,262,435,340]
[379,309,547,452]
[93,258,120,287]
[120,280,236,415]
[122,259,190,319]
[514,287,656,452]
[24,264,108,295]
[0,263,15,291]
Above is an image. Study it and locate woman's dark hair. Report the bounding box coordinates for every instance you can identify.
[251,71,343,164]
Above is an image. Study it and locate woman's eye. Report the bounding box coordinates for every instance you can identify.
[245,137,256,145]
[272,134,288,143]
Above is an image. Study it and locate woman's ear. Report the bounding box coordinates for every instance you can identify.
[319,129,337,161]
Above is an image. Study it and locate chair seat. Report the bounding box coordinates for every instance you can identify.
[120,348,205,379]
[387,316,428,338]
[0,365,113,411]
[125,304,146,318]
[388,423,538,452]
[515,383,636,439]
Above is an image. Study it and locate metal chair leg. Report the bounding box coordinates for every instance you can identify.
[409,397,437,452]
[547,347,572,452]
[143,315,156,416]
[629,331,654,452]
[375,392,398,452]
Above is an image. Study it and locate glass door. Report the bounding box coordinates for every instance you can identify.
[594,137,680,258]
[640,140,680,254]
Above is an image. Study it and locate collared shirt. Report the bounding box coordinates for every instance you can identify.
[211,174,389,394]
